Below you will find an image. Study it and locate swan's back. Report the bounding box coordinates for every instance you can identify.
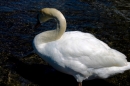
[38,31,127,69]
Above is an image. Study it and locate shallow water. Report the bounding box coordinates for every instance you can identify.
[0,0,130,85]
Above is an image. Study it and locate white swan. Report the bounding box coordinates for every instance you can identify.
[33,8,130,86]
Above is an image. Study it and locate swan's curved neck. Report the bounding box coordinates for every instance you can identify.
[35,9,66,44]
[54,11,66,40]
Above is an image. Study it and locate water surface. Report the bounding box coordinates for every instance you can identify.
[0,0,130,86]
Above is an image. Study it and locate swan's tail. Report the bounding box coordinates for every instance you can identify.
[110,49,127,66]
[94,62,130,78]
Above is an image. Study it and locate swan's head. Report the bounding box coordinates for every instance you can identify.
[34,8,56,29]
[33,8,66,40]
[38,8,54,23]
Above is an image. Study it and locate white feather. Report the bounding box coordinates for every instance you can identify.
[33,8,130,83]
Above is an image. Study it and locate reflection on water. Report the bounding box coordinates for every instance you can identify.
[0,0,130,86]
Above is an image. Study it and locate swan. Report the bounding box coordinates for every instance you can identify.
[33,8,130,86]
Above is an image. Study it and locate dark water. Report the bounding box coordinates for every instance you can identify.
[0,0,130,86]
[0,0,130,56]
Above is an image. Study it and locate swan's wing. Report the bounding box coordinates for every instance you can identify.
[43,31,127,69]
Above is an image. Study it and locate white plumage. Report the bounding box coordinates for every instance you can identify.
[33,8,130,86]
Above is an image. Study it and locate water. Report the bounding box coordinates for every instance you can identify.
[0,0,130,85]
[0,0,129,56]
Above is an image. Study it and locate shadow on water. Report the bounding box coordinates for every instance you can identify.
[7,54,116,86]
